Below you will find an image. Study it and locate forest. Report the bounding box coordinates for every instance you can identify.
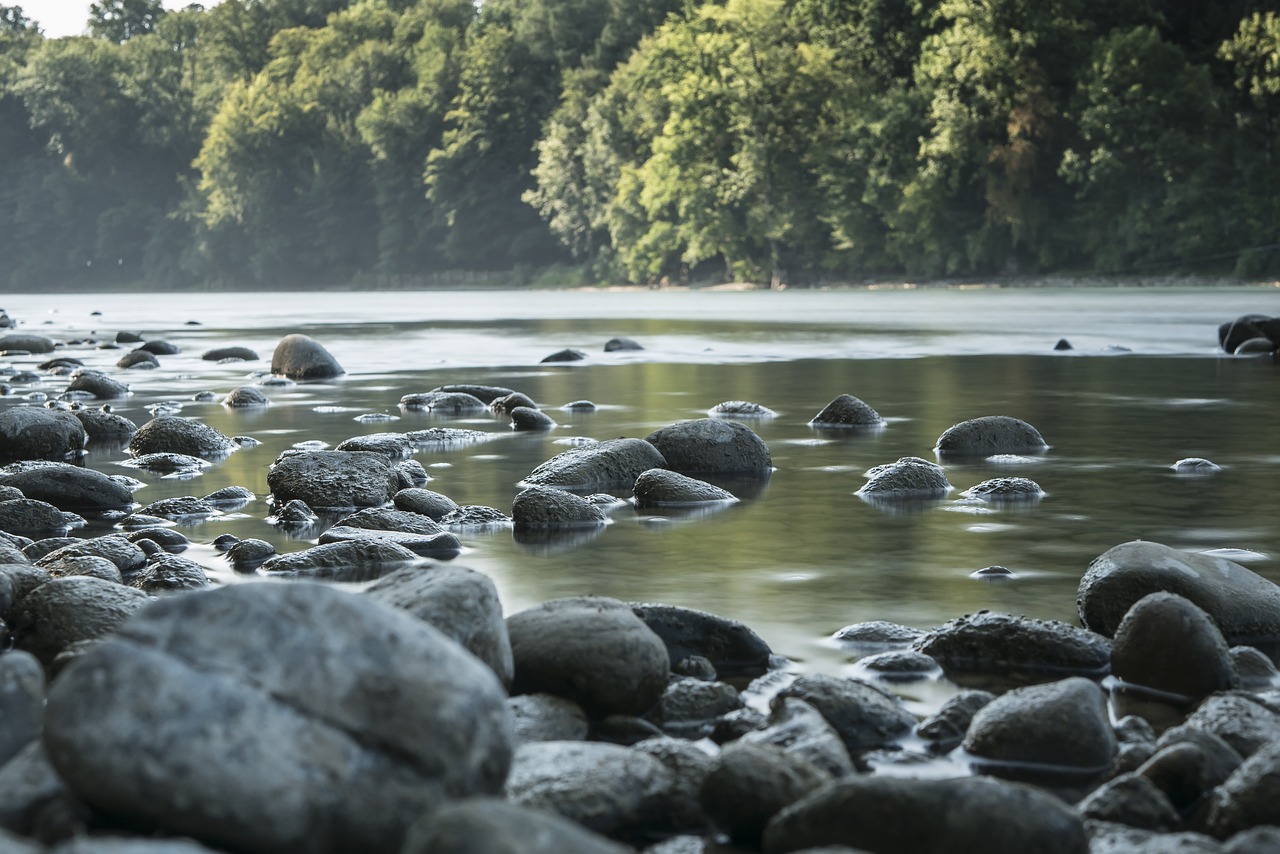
[3,0,1280,289]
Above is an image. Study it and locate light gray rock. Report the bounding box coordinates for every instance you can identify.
[857,457,951,500]
[394,488,459,521]
[270,333,344,380]
[66,369,130,399]
[36,535,147,574]
[960,476,1044,501]
[0,651,43,767]
[777,674,917,757]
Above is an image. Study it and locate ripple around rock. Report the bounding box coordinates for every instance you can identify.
[857,457,952,499]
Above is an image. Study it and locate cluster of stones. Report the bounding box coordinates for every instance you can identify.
[1218,314,1280,356]
[3,320,1279,852]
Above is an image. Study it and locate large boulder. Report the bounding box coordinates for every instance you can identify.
[1110,592,1236,703]
[644,419,771,475]
[43,583,513,853]
[522,438,667,490]
[1078,541,1280,651]
[0,409,85,463]
[511,486,608,529]
[74,408,138,440]
[0,462,135,513]
[128,416,237,459]
[630,602,773,680]
[0,334,55,353]
[270,333,344,380]
[934,415,1048,457]
[268,450,398,510]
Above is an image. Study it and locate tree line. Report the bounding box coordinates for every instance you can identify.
[3,0,1280,289]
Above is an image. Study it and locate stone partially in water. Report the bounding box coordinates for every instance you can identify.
[128,416,237,459]
[960,476,1044,501]
[1171,457,1221,475]
[221,387,270,408]
[0,409,85,463]
[630,602,773,681]
[857,457,951,500]
[261,540,421,582]
[394,488,459,521]
[1111,592,1236,704]
[708,400,777,419]
[66,369,130,400]
[632,469,736,507]
[510,406,556,431]
[267,450,398,510]
[270,333,344,380]
[512,486,608,529]
[645,419,771,476]
[776,673,916,756]
[0,462,135,513]
[1078,541,1280,651]
[522,438,667,490]
[934,415,1048,457]
[808,394,884,428]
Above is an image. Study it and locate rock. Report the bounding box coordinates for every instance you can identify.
[261,540,421,582]
[709,400,777,418]
[632,736,714,833]
[511,406,556,431]
[541,348,588,363]
[854,649,940,682]
[441,505,512,527]
[270,333,344,380]
[35,535,147,575]
[225,538,275,572]
[394,459,430,489]
[267,450,398,510]
[1172,458,1222,475]
[66,369,130,399]
[13,576,150,666]
[1077,773,1182,832]
[221,387,270,407]
[427,384,516,404]
[138,340,181,356]
[0,334,55,354]
[934,415,1048,457]
[740,698,857,779]
[122,452,209,475]
[645,419,771,475]
[1230,646,1278,690]
[631,602,773,681]
[0,409,85,463]
[633,469,737,507]
[856,457,951,499]
[51,837,226,853]
[505,741,673,843]
[831,620,924,650]
[523,438,668,490]
[136,496,221,521]
[1139,735,1241,816]
[604,338,644,352]
[320,524,460,560]
[762,775,1088,854]
[913,611,1112,687]
[960,476,1045,501]
[43,583,512,853]
[507,596,670,717]
[1181,693,1280,758]
[335,432,413,460]
[808,394,884,428]
[491,392,538,414]
[128,416,237,459]
[115,331,144,343]
[652,677,741,737]
[1054,338,1073,351]
[1234,336,1276,355]
[1085,821,1220,854]
[0,741,81,840]
[509,694,589,744]
[512,486,608,529]
[0,462,134,513]
[365,565,513,689]
[700,742,833,847]
[128,554,209,592]
[201,346,259,362]
[562,400,597,412]
[962,677,1117,782]
[1218,314,1271,354]
[270,498,318,525]
[401,797,631,854]
[116,350,158,369]
[74,407,137,439]
[42,554,123,583]
[915,690,996,751]
[423,392,489,414]
[1205,738,1280,838]
[0,499,83,536]
[0,651,44,767]
[1112,593,1236,703]
[125,527,190,553]
[399,486,465,522]
[776,674,916,757]
[1078,541,1280,651]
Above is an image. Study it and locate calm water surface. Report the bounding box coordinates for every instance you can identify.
[4,286,1280,710]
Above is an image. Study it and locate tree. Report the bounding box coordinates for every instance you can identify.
[89,0,166,42]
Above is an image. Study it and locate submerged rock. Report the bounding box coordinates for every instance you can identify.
[261,540,421,582]
[960,476,1044,501]
[221,387,270,408]
[604,338,644,352]
[857,457,952,500]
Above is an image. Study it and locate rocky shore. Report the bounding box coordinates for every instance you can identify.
[0,308,1279,852]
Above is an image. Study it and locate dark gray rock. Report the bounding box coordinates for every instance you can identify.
[776,674,916,757]
[962,677,1116,780]
[395,459,430,489]
[402,797,631,854]
[399,486,465,522]
[44,583,512,854]
[0,741,80,840]
[36,535,147,574]
[509,693,589,744]
[41,555,123,583]
[523,437,668,490]
[0,462,134,512]
[915,689,996,751]
[270,333,344,380]
[267,450,398,510]
[960,476,1045,501]
[201,485,253,507]
[261,540,421,582]
[653,676,741,737]
[0,651,44,767]
[13,576,149,666]
[505,741,673,843]
[510,406,556,431]
[73,407,138,439]
[1206,739,1280,838]
[604,338,643,352]
[125,527,189,553]
[645,419,771,475]
[335,432,413,460]
[701,742,833,847]
[0,409,85,463]
[491,392,538,414]
[762,775,1088,854]
[913,610,1111,687]
[128,416,237,459]
[856,457,952,499]
[400,392,488,413]
[512,486,608,529]
[66,369,130,399]
[1078,541,1280,650]
[270,498,318,525]
[808,394,883,428]
[1230,646,1278,690]
[1219,314,1272,354]
[0,499,83,536]
[934,415,1048,457]
[138,340,181,356]
[1139,736,1242,816]
[854,649,941,682]
[427,384,516,404]
[225,538,275,572]
[201,346,259,362]
[221,387,270,407]
[633,736,715,833]
[1077,773,1182,832]
[631,602,773,681]
[1181,693,1280,759]
[365,565,513,689]
[831,620,924,650]
[633,469,736,507]
[441,505,512,527]
[562,399,598,412]
[541,348,588,363]
[51,837,226,853]
[1223,826,1280,853]
[116,350,158,369]
[405,427,493,449]
[135,496,221,521]
[507,596,670,717]
[709,400,777,418]
[122,452,209,475]
[128,554,209,592]
[0,334,55,354]
[1112,593,1236,703]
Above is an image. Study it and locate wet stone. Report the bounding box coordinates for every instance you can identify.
[934,415,1048,457]
[808,394,883,428]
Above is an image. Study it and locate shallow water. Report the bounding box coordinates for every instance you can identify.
[4,286,1280,703]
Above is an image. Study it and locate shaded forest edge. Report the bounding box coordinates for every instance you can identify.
[5,0,1280,291]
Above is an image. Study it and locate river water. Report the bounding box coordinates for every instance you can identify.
[3,286,1280,708]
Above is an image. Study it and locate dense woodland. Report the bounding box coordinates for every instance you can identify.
[3,0,1280,289]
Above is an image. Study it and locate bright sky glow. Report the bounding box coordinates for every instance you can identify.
[24,0,205,39]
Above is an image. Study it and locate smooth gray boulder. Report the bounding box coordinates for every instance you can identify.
[776,674,916,757]
[630,602,773,680]
[401,797,631,854]
[66,369,130,399]
[709,400,777,418]
[934,415,1048,457]
[913,611,1112,686]
[117,350,159,369]
[645,419,771,475]
[335,432,413,460]
[138,340,181,356]
[74,408,138,439]
[270,333,344,380]
[0,462,134,513]
[13,576,150,666]
[507,596,670,717]
[522,438,668,490]
[541,348,587,363]
[0,651,44,767]
[0,334,55,353]
[43,583,513,854]
[128,416,237,459]
[35,535,147,574]
[633,469,736,507]
[394,488,459,521]
[510,406,556,431]
[762,775,1088,854]
[128,554,210,592]
[221,387,270,407]
[268,450,398,510]
[0,410,85,463]
[960,476,1044,501]
[604,338,643,352]
[365,565,513,689]
[857,457,952,499]
[490,392,538,414]
[1078,541,1280,650]
[701,741,833,848]
[512,486,608,529]
[808,394,883,428]
[202,346,259,362]
[1111,592,1236,702]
